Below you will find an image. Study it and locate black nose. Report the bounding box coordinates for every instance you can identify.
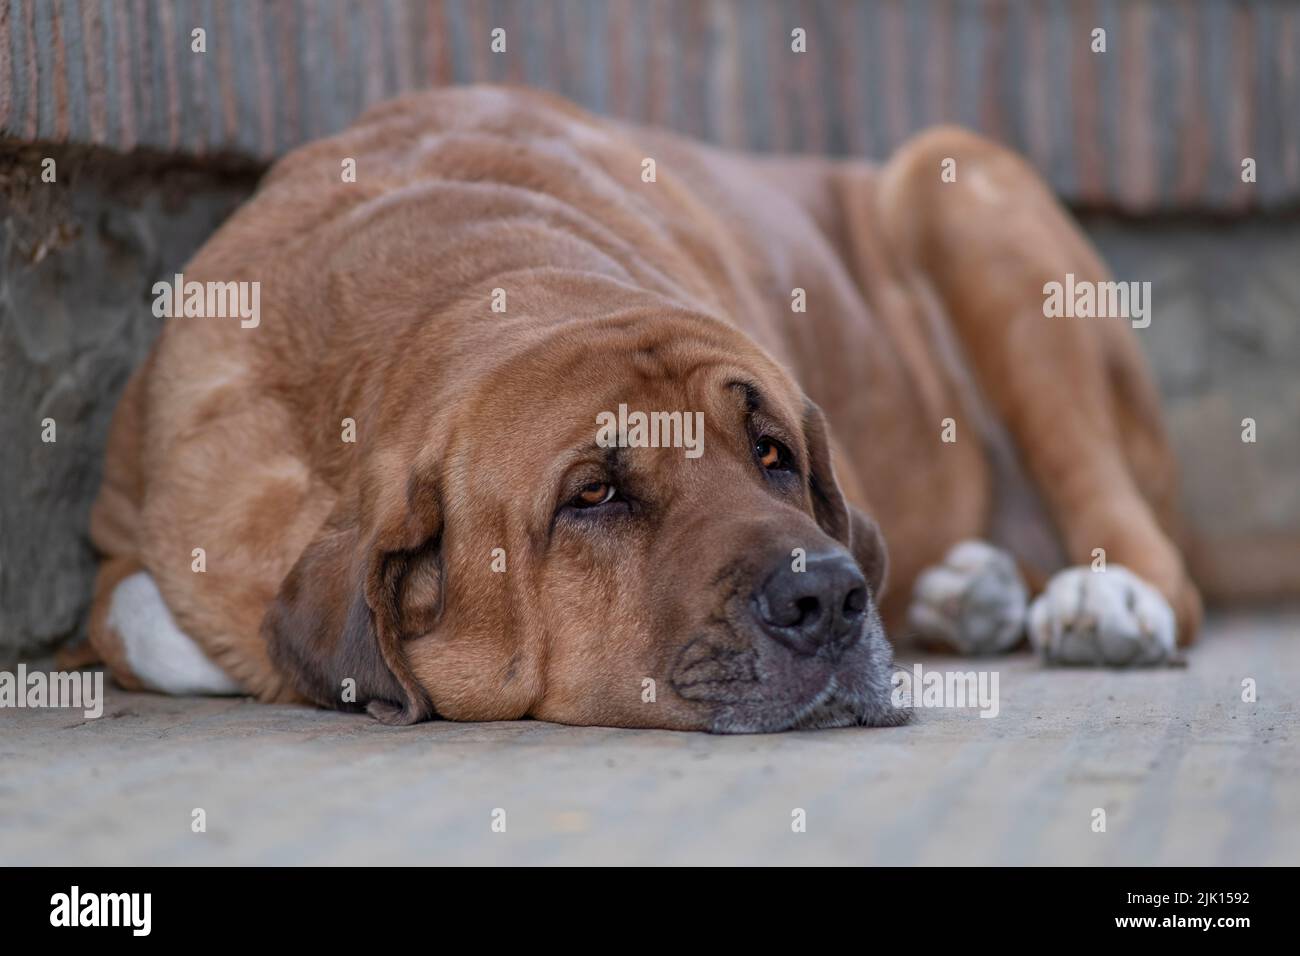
[753,551,869,655]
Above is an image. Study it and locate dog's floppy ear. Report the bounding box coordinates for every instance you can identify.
[264,466,441,726]
[844,505,889,599]
[802,398,889,598]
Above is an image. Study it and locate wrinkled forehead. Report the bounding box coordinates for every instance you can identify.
[437,329,805,523]
[521,354,800,464]
[468,319,800,443]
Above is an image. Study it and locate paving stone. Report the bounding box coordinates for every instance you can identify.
[2,610,1294,865]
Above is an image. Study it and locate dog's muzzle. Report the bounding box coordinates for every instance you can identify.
[671,547,905,733]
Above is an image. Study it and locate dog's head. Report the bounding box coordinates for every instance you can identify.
[266,307,903,732]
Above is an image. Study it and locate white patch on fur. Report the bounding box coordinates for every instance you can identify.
[108,572,244,695]
[906,540,1028,654]
[1027,565,1176,666]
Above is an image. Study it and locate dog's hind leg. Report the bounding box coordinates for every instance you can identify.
[74,356,242,694]
[872,127,1201,664]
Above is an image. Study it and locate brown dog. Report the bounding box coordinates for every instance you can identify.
[79,86,1201,732]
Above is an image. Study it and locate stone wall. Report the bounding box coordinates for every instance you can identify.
[0,145,258,660]
[1088,216,1300,600]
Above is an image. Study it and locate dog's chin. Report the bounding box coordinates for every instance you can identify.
[672,617,911,734]
[708,672,911,733]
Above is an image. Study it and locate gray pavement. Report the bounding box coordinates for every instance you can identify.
[2,609,1296,865]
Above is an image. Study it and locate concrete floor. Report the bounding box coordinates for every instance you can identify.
[2,609,1296,866]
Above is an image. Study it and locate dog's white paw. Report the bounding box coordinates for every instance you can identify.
[1027,566,1176,666]
[906,540,1028,655]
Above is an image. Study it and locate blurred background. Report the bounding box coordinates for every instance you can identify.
[3,0,1299,664]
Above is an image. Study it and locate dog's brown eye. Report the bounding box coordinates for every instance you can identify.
[573,481,616,507]
[756,437,787,470]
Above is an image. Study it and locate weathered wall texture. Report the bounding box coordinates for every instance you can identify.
[1,0,1298,214]
[1088,218,1300,600]
[0,146,258,659]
